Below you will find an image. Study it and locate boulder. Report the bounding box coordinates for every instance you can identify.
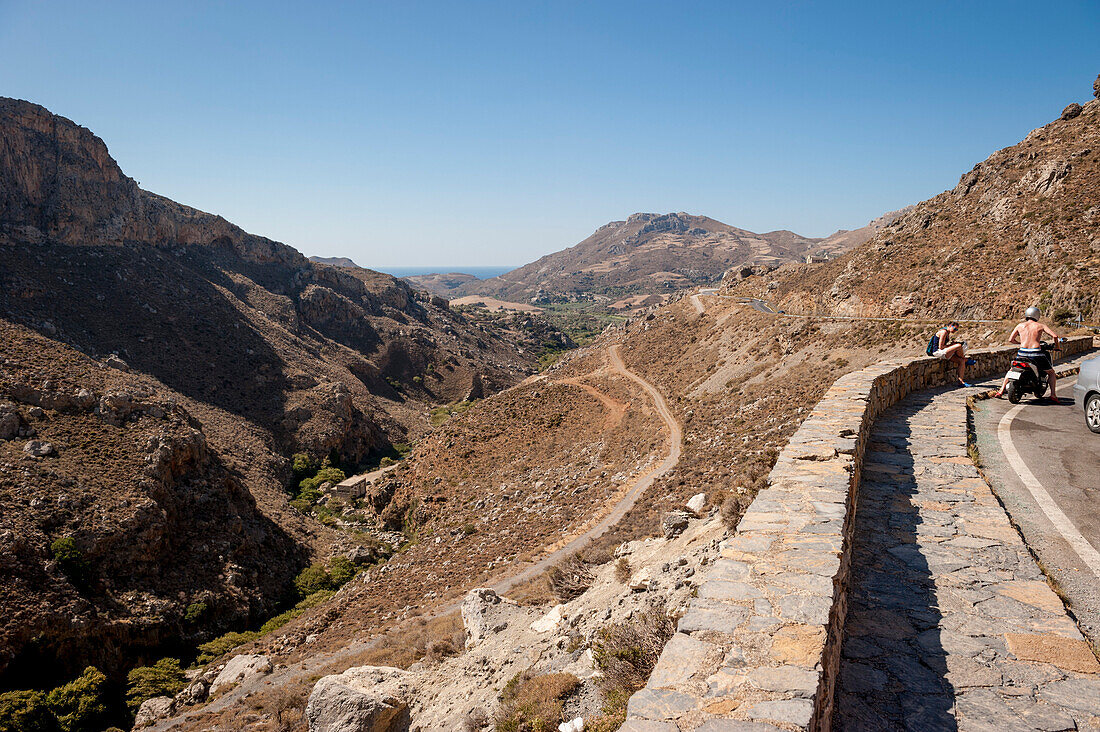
[177,678,209,705]
[209,654,273,696]
[133,696,175,729]
[1061,103,1083,121]
[105,354,130,372]
[662,510,691,539]
[461,588,516,649]
[1095,73,1100,100]
[22,440,55,457]
[685,493,707,517]
[0,407,20,440]
[306,666,413,732]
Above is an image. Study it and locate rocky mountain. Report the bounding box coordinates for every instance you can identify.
[0,97,546,692]
[734,92,1100,321]
[407,212,901,304]
[308,255,359,268]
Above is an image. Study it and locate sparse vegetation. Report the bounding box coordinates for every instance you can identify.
[494,672,580,732]
[588,605,675,728]
[196,630,260,664]
[50,537,90,585]
[614,557,632,583]
[125,658,186,712]
[183,601,208,624]
[546,553,596,602]
[430,400,476,427]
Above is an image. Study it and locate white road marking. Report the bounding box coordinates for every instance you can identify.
[997,385,1100,579]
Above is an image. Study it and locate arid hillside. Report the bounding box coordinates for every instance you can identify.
[0,97,549,692]
[732,94,1100,321]
[158,287,1018,731]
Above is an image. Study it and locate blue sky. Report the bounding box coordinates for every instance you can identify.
[1,2,1097,268]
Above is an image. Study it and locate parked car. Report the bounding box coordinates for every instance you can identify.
[1073,354,1100,434]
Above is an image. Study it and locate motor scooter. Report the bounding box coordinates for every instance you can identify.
[1004,340,1061,404]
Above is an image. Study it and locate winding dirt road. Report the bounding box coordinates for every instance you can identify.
[155,342,682,730]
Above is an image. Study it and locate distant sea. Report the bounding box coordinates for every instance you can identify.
[380,266,514,279]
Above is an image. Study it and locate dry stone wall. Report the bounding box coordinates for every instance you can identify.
[624,336,1093,731]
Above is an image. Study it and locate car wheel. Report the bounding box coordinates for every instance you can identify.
[1006,381,1021,404]
[1087,393,1100,434]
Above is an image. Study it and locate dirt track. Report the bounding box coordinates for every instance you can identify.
[154,341,683,729]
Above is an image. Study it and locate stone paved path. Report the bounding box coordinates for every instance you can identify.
[838,385,1100,731]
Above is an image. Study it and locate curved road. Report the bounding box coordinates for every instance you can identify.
[972,356,1100,649]
[155,343,682,729]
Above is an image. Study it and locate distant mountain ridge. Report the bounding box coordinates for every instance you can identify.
[405,210,905,301]
[309,255,360,268]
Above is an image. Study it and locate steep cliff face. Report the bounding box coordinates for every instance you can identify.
[0,97,548,688]
[737,97,1100,321]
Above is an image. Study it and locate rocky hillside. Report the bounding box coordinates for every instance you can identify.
[0,97,547,692]
[414,212,898,303]
[733,91,1100,321]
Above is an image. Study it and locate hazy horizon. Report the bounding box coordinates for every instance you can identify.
[2,1,1098,267]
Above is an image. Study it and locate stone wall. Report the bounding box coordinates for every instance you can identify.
[624,336,1094,731]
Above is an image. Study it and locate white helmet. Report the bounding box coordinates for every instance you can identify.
[1024,306,1041,321]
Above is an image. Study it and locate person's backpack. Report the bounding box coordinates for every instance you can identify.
[926,331,941,356]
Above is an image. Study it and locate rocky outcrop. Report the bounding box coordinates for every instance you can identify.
[133,696,175,729]
[305,666,414,732]
[209,654,273,696]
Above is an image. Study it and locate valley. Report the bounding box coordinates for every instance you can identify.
[2,77,1099,732]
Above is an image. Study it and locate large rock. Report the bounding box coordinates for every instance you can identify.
[0,407,20,440]
[133,696,175,729]
[1061,103,1083,121]
[685,493,707,517]
[662,510,691,539]
[208,654,273,696]
[461,588,519,649]
[22,440,55,457]
[306,666,414,732]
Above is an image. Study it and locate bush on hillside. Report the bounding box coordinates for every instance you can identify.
[125,659,186,712]
[196,631,260,664]
[546,554,596,602]
[293,564,332,597]
[495,672,580,732]
[49,537,90,585]
[298,466,346,495]
[0,690,57,732]
[45,666,107,732]
[291,452,319,481]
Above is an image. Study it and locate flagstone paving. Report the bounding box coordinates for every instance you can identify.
[837,386,1100,731]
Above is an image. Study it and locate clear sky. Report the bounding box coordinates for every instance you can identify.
[1,2,1097,268]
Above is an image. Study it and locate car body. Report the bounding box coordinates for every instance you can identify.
[1073,354,1100,434]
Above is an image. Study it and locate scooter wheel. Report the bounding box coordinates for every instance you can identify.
[1035,382,1047,399]
[1006,381,1021,404]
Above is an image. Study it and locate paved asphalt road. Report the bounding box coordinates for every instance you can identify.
[972,358,1100,649]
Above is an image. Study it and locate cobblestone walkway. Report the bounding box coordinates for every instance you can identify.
[839,386,1100,731]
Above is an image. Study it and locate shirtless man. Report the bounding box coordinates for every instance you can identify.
[994,306,1062,400]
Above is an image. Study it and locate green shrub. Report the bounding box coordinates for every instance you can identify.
[258,590,337,635]
[46,666,107,732]
[294,564,333,597]
[296,590,336,609]
[49,538,90,584]
[183,601,207,624]
[291,452,318,480]
[379,456,395,468]
[196,631,260,664]
[328,555,357,587]
[298,467,346,494]
[0,690,57,732]
[125,659,186,712]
